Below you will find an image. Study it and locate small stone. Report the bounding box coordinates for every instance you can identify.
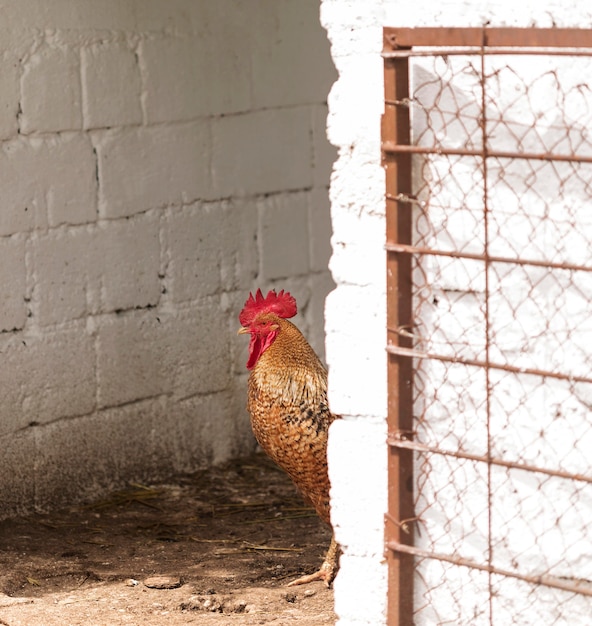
[231,599,247,613]
[126,578,139,587]
[303,589,316,597]
[144,575,182,589]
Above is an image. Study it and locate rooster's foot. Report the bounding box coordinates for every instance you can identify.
[286,535,339,588]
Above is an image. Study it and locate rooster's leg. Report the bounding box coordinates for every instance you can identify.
[287,534,340,588]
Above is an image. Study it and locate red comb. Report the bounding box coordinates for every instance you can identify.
[239,289,297,326]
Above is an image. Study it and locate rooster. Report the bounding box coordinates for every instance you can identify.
[238,288,339,587]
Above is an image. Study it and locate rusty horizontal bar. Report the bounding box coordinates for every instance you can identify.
[387,435,592,485]
[385,343,592,385]
[383,27,592,50]
[385,241,592,274]
[382,47,592,58]
[385,539,592,598]
[382,141,592,165]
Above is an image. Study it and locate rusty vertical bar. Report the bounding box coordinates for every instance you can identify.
[382,31,414,626]
[479,32,494,626]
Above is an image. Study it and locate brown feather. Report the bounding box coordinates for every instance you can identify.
[246,316,337,525]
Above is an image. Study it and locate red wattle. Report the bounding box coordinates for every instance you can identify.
[246,330,277,370]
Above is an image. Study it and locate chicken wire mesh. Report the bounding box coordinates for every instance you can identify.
[383,28,592,626]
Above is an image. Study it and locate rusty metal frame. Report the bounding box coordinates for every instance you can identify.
[383,34,414,626]
[383,27,592,626]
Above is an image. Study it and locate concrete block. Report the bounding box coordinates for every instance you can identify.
[220,199,259,290]
[81,42,142,129]
[96,304,230,408]
[211,108,313,198]
[166,306,231,398]
[31,228,93,324]
[0,430,36,520]
[140,36,210,122]
[0,53,19,140]
[26,326,96,424]
[309,187,333,272]
[198,0,252,114]
[0,324,96,435]
[97,215,161,312]
[173,391,237,471]
[96,310,170,408]
[45,134,97,227]
[0,1,137,31]
[0,0,230,33]
[140,7,253,119]
[0,236,26,331]
[20,45,82,133]
[259,191,310,280]
[33,213,159,325]
[251,0,336,108]
[97,123,209,218]
[166,203,224,301]
[0,135,96,235]
[166,200,258,303]
[132,0,199,33]
[0,139,49,235]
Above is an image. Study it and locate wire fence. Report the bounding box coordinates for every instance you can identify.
[383,28,592,626]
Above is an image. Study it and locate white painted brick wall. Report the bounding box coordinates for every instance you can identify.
[31,215,161,325]
[0,0,336,519]
[0,237,26,332]
[0,324,96,435]
[0,135,97,234]
[96,123,210,218]
[81,42,143,129]
[260,192,311,281]
[0,53,19,141]
[211,108,314,197]
[140,37,211,122]
[322,1,592,625]
[21,46,83,133]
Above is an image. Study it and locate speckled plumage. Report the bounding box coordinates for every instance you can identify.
[241,312,340,586]
[247,317,336,525]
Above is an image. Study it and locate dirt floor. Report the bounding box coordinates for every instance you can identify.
[0,453,335,625]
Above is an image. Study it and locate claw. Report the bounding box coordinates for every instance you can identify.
[286,562,336,588]
[286,535,340,588]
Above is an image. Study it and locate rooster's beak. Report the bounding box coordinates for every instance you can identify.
[237,327,250,335]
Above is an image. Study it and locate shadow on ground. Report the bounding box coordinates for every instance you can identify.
[0,453,335,625]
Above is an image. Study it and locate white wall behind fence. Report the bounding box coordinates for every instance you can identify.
[321,2,592,626]
[1,0,336,519]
